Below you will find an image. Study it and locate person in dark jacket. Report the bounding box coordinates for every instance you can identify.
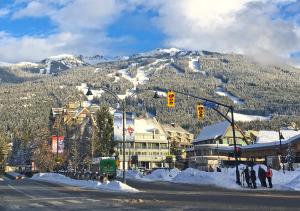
[250,167,257,189]
[258,166,267,187]
[244,166,251,188]
[266,165,273,188]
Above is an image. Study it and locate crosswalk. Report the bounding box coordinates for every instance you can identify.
[7,198,103,210]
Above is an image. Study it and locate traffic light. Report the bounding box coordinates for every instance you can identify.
[196,104,204,120]
[167,91,175,107]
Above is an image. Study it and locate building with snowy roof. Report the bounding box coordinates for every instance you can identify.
[162,123,194,160]
[188,121,251,171]
[116,117,169,170]
[188,121,300,170]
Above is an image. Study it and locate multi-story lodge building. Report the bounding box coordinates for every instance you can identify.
[116,117,169,170]
[162,123,194,160]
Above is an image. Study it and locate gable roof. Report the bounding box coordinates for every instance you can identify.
[193,121,230,144]
[162,123,192,134]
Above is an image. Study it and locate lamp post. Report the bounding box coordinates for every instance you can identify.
[279,129,285,174]
[86,87,127,184]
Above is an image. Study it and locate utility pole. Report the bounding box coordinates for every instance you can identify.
[279,129,285,174]
[122,100,126,184]
[230,107,241,185]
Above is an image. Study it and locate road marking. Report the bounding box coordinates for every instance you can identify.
[9,205,21,209]
[7,184,35,199]
[3,196,87,202]
[85,198,101,202]
[48,201,64,205]
[65,199,82,204]
[29,203,45,208]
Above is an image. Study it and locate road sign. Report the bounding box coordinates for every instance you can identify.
[167,91,175,107]
[203,101,217,109]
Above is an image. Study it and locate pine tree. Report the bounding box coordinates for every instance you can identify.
[94,105,115,157]
[286,142,295,171]
[0,131,10,174]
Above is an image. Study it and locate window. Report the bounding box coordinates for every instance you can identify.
[148,143,159,149]
[160,143,168,149]
[135,142,147,149]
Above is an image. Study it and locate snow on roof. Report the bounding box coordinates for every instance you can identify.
[256,130,300,144]
[162,124,191,134]
[243,134,300,150]
[193,121,230,143]
[135,117,164,134]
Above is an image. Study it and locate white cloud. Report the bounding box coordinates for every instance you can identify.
[140,0,300,64]
[12,1,53,19]
[0,8,10,17]
[1,0,128,62]
[1,0,300,65]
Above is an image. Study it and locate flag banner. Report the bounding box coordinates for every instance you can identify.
[52,135,64,153]
[113,112,135,142]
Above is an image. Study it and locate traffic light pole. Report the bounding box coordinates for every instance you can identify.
[134,87,241,185]
[87,86,241,185]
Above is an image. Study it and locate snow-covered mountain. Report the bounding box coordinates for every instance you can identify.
[40,54,87,74]
[0,54,88,74]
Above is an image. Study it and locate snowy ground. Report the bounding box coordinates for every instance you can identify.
[31,173,139,193]
[230,112,271,122]
[215,87,244,105]
[121,165,300,191]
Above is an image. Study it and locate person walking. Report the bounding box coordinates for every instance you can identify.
[250,167,257,189]
[258,166,267,187]
[244,166,251,188]
[266,165,273,188]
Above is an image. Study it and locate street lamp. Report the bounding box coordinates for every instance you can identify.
[279,129,285,174]
[85,87,163,183]
[86,87,127,184]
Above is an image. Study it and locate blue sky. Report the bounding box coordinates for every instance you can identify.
[0,0,299,65]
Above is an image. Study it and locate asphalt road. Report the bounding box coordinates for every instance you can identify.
[1,176,300,211]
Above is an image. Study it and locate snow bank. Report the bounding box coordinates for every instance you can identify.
[143,168,180,182]
[122,165,300,192]
[173,168,241,189]
[32,173,139,193]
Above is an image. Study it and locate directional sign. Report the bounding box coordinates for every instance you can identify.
[203,101,217,109]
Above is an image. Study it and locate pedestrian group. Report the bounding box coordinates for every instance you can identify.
[242,165,273,189]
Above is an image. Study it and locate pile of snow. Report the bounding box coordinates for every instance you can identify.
[0,178,3,181]
[117,170,144,180]
[230,113,271,122]
[122,165,300,191]
[143,168,180,181]
[172,168,241,189]
[32,173,139,193]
